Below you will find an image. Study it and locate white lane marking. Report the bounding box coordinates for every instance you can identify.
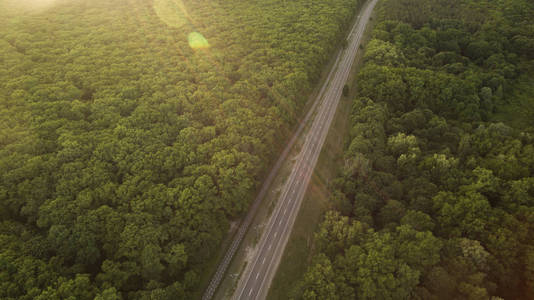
[268,244,272,250]
[256,273,259,280]
[248,289,253,296]
[262,257,266,265]
[279,220,282,225]
[284,208,287,214]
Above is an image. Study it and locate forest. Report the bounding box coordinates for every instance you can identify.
[0,0,363,298]
[295,0,534,299]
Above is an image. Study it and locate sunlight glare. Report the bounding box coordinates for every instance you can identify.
[188,32,210,50]
[3,0,60,12]
[153,0,189,28]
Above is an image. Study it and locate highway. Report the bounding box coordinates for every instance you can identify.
[232,0,378,299]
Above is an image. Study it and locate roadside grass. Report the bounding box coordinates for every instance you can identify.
[491,73,534,130]
[266,8,377,300]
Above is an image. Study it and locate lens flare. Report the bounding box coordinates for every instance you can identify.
[3,0,59,12]
[188,32,210,50]
[153,0,188,28]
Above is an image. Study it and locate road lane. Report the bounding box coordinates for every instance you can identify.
[232,1,378,299]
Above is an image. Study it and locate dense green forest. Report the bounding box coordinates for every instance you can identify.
[0,0,363,298]
[295,0,534,299]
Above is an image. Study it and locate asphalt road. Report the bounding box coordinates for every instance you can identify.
[232,1,378,299]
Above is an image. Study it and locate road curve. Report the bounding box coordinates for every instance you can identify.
[232,1,378,299]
